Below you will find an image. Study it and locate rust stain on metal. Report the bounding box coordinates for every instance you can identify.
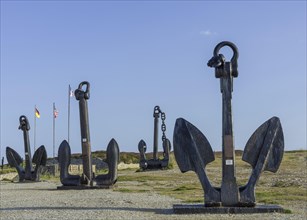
[224,135,234,158]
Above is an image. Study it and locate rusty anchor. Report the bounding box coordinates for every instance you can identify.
[173,41,284,209]
[6,115,47,182]
[138,106,171,170]
[57,81,119,189]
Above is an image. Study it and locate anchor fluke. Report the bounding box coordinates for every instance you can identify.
[174,118,220,206]
[6,147,25,180]
[240,117,284,205]
[58,140,81,186]
[6,147,23,168]
[174,118,215,172]
[138,140,147,169]
[96,138,119,186]
[32,145,47,167]
[243,116,284,171]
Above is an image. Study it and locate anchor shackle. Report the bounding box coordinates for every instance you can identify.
[75,81,90,100]
[18,115,30,131]
[153,105,161,118]
[207,41,239,78]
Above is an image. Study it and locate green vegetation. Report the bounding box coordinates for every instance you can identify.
[0,165,15,175]
[75,150,175,165]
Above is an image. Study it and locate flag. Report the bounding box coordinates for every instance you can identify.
[35,108,40,118]
[53,107,59,118]
[69,85,74,97]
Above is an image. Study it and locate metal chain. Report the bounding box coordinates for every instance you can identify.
[160,111,166,142]
[153,106,167,142]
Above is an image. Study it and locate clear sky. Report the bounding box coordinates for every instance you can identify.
[1,1,306,163]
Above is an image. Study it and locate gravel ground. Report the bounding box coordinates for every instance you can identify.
[0,180,305,220]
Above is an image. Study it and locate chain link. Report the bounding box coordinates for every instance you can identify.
[153,106,167,142]
[160,112,166,142]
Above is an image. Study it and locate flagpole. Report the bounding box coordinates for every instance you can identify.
[68,85,71,144]
[34,105,37,152]
[53,102,56,161]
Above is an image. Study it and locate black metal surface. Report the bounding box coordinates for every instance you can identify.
[6,115,47,182]
[1,157,4,171]
[57,81,119,189]
[138,106,171,170]
[173,41,284,209]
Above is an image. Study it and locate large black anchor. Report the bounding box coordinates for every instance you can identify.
[58,81,119,189]
[173,41,284,207]
[138,106,171,170]
[6,115,47,182]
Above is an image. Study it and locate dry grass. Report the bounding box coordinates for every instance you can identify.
[115,151,307,215]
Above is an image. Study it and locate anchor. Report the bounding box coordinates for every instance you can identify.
[138,105,171,170]
[57,81,119,189]
[6,115,47,182]
[173,41,284,213]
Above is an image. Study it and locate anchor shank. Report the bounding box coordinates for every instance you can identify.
[79,96,93,185]
[220,62,239,206]
[153,112,159,160]
[19,116,33,179]
[23,129,33,176]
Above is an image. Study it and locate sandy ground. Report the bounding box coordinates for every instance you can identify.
[0,179,305,220]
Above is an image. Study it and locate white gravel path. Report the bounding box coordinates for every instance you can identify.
[0,181,304,220]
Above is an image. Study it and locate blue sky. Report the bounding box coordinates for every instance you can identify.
[1,1,306,162]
